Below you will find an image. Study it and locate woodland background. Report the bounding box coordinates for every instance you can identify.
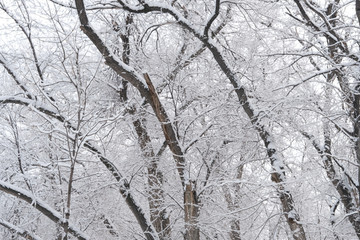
[1,0,360,239]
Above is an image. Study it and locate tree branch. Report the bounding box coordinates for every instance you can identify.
[74,0,150,97]
[0,55,35,100]
[204,0,221,38]
[0,219,43,240]
[356,0,360,26]
[0,95,158,240]
[0,96,64,122]
[0,181,88,240]
[75,0,188,190]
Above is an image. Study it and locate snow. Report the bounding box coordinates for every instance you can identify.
[87,24,148,88]
[0,96,59,115]
[145,2,202,37]
[0,219,43,240]
[288,209,297,220]
[0,180,89,240]
[183,168,190,187]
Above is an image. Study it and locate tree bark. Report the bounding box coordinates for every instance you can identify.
[115,14,171,238]
[133,117,171,239]
[356,0,360,26]
[143,73,199,239]
[74,1,307,238]
[184,182,199,240]
[224,165,243,240]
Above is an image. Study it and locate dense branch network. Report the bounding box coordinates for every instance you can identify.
[0,181,88,240]
[107,1,307,239]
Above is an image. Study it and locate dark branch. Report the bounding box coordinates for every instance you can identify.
[204,0,221,38]
[357,0,360,26]
[0,219,43,240]
[0,56,34,100]
[0,96,64,122]
[0,181,88,240]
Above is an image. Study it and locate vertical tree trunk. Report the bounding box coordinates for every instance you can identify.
[133,118,171,239]
[223,162,243,240]
[143,73,201,238]
[184,182,199,240]
[115,14,171,238]
[351,86,360,238]
[224,184,242,240]
[356,0,360,26]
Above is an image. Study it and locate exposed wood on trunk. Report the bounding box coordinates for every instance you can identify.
[184,182,199,240]
[74,1,160,239]
[110,1,307,238]
[133,117,171,238]
[144,73,199,239]
[115,14,171,238]
[75,0,200,237]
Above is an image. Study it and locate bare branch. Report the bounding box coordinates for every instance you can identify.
[74,0,151,100]
[111,1,307,237]
[357,0,360,26]
[0,55,34,100]
[300,130,360,232]
[184,124,213,153]
[0,219,43,240]
[115,0,205,40]
[75,0,188,192]
[0,181,88,240]
[49,0,120,10]
[0,3,45,85]
[0,95,158,240]
[0,96,64,122]
[204,0,221,38]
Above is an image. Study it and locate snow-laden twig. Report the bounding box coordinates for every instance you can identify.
[0,180,89,240]
[0,218,43,240]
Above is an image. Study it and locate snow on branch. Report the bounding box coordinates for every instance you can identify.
[74,0,149,97]
[115,0,204,39]
[0,180,89,240]
[49,0,120,10]
[0,96,64,122]
[0,95,158,240]
[184,124,213,153]
[0,219,43,240]
[0,55,35,100]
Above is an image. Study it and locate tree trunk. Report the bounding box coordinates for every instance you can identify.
[143,73,201,237]
[133,118,171,239]
[356,0,360,26]
[115,14,171,238]
[184,182,199,240]
[223,164,243,240]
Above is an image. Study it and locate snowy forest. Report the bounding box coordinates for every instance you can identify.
[2,0,360,239]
